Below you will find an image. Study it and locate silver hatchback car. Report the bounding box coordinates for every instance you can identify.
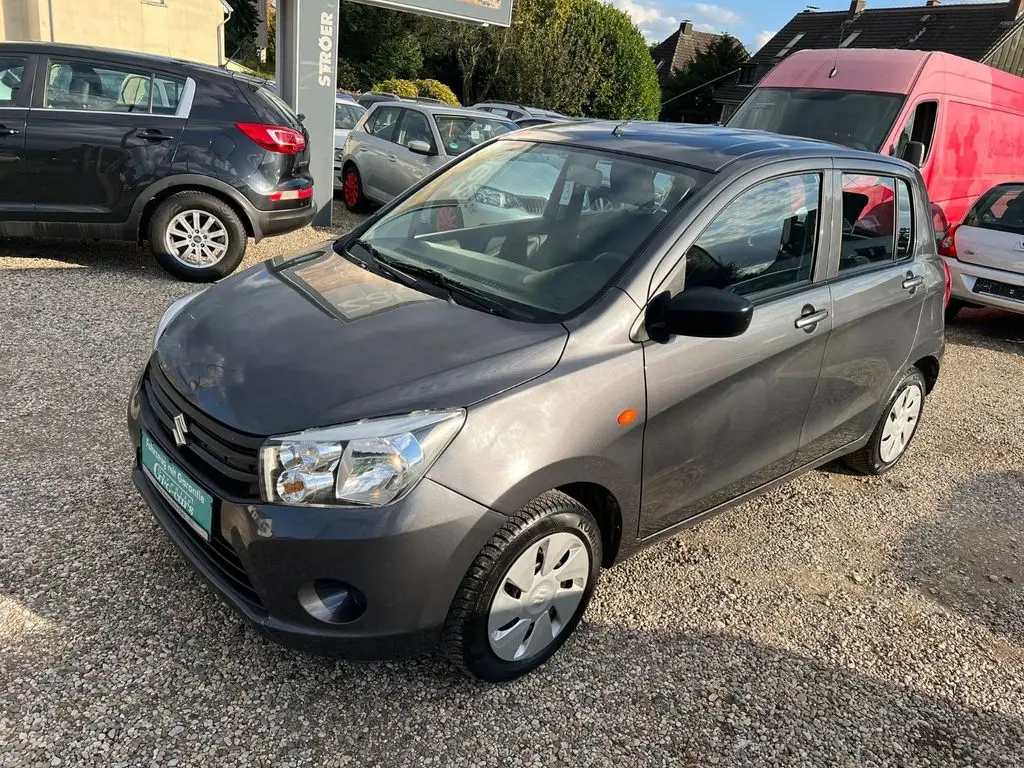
[132,124,946,682]
[339,102,516,212]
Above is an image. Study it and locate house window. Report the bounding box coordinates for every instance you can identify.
[738,62,757,85]
[840,31,861,48]
[142,0,168,6]
[776,33,805,58]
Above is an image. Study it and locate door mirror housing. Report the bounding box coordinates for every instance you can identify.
[408,140,434,156]
[646,287,754,342]
[901,140,926,168]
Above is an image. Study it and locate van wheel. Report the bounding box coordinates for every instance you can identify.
[845,366,926,476]
[342,165,368,212]
[149,191,247,282]
[442,491,601,682]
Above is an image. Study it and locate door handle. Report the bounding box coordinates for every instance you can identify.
[0,126,18,136]
[902,274,924,291]
[794,307,829,331]
[135,129,173,141]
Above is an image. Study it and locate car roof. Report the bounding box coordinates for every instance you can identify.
[509,121,914,174]
[373,101,517,122]
[0,41,235,79]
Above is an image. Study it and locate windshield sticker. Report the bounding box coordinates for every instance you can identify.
[276,251,432,324]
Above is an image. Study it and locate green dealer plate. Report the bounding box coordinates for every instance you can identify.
[142,432,213,540]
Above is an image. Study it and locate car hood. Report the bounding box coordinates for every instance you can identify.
[155,245,568,436]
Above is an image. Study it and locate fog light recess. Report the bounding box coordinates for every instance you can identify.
[298,579,366,624]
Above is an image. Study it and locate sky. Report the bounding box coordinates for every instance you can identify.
[613,0,1002,54]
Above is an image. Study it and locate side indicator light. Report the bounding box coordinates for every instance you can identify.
[617,409,638,426]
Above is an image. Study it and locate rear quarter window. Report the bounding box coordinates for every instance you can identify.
[965,184,1024,235]
[236,78,302,129]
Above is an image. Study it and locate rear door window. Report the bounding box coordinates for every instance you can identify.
[366,106,401,142]
[0,57,27,105]
[151,74,185,115]
[840,174,896,272]
[964,183,1024,235]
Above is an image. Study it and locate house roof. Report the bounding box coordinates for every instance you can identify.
[651,21,722,80]
[716,0,1024,103]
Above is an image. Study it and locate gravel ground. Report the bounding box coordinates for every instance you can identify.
[1,211,1022,767]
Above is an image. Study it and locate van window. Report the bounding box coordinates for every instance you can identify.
[964,183,1024,235]
[894,101,938,160]
[840,174,896,272]
[728,88,905,153]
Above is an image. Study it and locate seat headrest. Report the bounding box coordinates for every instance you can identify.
[609,162,656,209]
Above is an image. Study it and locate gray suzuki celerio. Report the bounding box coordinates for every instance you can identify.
[129,123,946,681]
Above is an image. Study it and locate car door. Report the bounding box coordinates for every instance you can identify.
[353,104,402,202]
[795,167,927,464]
[386,108,443,197]
[640,165,834,537]
[0,53,34,217]
[25,56,187,224]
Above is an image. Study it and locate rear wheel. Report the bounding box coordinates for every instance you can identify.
[442,491,601,682]
[845,366,926,475]
[342,165,368,212]
[149,191,247,282]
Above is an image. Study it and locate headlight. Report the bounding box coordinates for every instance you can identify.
[152,290,205,350]
[259,409,465,507]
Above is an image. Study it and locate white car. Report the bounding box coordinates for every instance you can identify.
[941,182,1024,319]
[333,99,366,190]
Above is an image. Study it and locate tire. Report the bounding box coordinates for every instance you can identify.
[844,366,927,476]
[945,299,965,323]
[342,165,369,213]
[442,490,602,682]
[149,191,247,282]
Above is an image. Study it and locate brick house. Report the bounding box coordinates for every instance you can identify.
[715,0,1024,122]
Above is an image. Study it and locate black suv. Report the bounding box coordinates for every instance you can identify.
[0,43,315,281]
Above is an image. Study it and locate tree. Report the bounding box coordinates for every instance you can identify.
[224,0,261,60]
[660,35,748,124]
[337,5,428,90]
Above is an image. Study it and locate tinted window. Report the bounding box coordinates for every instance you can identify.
[335,103,364,130]
[357,140,710,320]
[247,84,302,129]
[0,57,26,105]
[964,184,1024,235]
[45,60,154,112]
[728,88,905,152]
[682,174,821,298]
[397,109,434,150]
[434,115,516,156]
[840,174,896,272]
[366,106,401,142]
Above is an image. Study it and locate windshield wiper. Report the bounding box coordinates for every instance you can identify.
[353,240,531,320]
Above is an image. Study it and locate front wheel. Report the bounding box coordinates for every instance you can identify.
[149,191,247,282]
[442,491,602,682]
[844,366,926,475]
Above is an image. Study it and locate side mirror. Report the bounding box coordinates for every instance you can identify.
[901,140,925,168]
[646,287,754,342]
[408,140,434,156]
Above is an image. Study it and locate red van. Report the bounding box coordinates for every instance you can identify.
[726,48,1024,237]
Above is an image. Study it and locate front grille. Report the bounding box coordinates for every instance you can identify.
[143,362,263,500]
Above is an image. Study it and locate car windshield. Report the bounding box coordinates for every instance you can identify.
[351,139,710,321]
[434,115,517,156]
[728,88,905,152]
[336,103,365,130]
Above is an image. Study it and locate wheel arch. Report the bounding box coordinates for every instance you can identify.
[131,176,260,242]
[913,355,940,394]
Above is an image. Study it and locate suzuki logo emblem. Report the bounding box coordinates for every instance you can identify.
[172,413,189,447]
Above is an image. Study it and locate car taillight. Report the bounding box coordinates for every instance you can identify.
[235,122,306,154]
[938,224,959,259]
[269,188,313,202]
[942,259,952,308]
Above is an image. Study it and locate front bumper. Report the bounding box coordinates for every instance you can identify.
[943,255,1024,314]
[128,375,504,659]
